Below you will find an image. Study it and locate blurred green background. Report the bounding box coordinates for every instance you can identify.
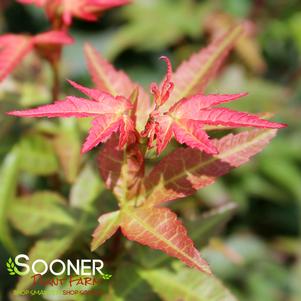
[0,0,301,300]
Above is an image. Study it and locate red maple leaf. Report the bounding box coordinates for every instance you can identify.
[0,31,73,82]
[120,207,211,274]
[18,0,130,26]
[142,56,286,155]
[143,129,279,206]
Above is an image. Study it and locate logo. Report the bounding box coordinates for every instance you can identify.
[6,257,23,276]
[6,254,112,280]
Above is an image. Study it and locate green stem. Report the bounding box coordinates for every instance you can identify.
[51,59,60,102]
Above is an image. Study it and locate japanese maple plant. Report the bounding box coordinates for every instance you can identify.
[1,1,287,288]
[5,12,287,277]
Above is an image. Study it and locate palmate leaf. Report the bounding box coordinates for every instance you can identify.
[143,129,278,206]
[139,262,237,301]
[146,56,285,155]
[8,83,134,153]
[84,44,150,131]
[8,95,127,118]
[120,206,211,274]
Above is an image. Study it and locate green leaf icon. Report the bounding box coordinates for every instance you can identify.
[102,273,112,280]
[6,257,22,276]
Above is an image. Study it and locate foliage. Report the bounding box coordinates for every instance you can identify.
[7,25,285,275]
[0,0,300,301]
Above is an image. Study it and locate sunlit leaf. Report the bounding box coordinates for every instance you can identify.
[139,262,237,301]
[120,206,211,274]
[134,203,237,269]
[107,0,212,58]
[205,12,266,73]
[8,83,134,153]
[143,129,278,206]
[9,191,75,236]
[144,57,284,155]
[91,210,121,251]
[70,163,103,210]
[19,134,59,176]
[0,147,20,254]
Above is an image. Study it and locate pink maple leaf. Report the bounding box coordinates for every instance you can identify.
[8,80,135,153]
[142,56,286,155]
[7,45,149,154]
[0,31,73,82]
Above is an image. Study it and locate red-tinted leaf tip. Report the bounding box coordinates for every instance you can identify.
[150,56,174,107]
